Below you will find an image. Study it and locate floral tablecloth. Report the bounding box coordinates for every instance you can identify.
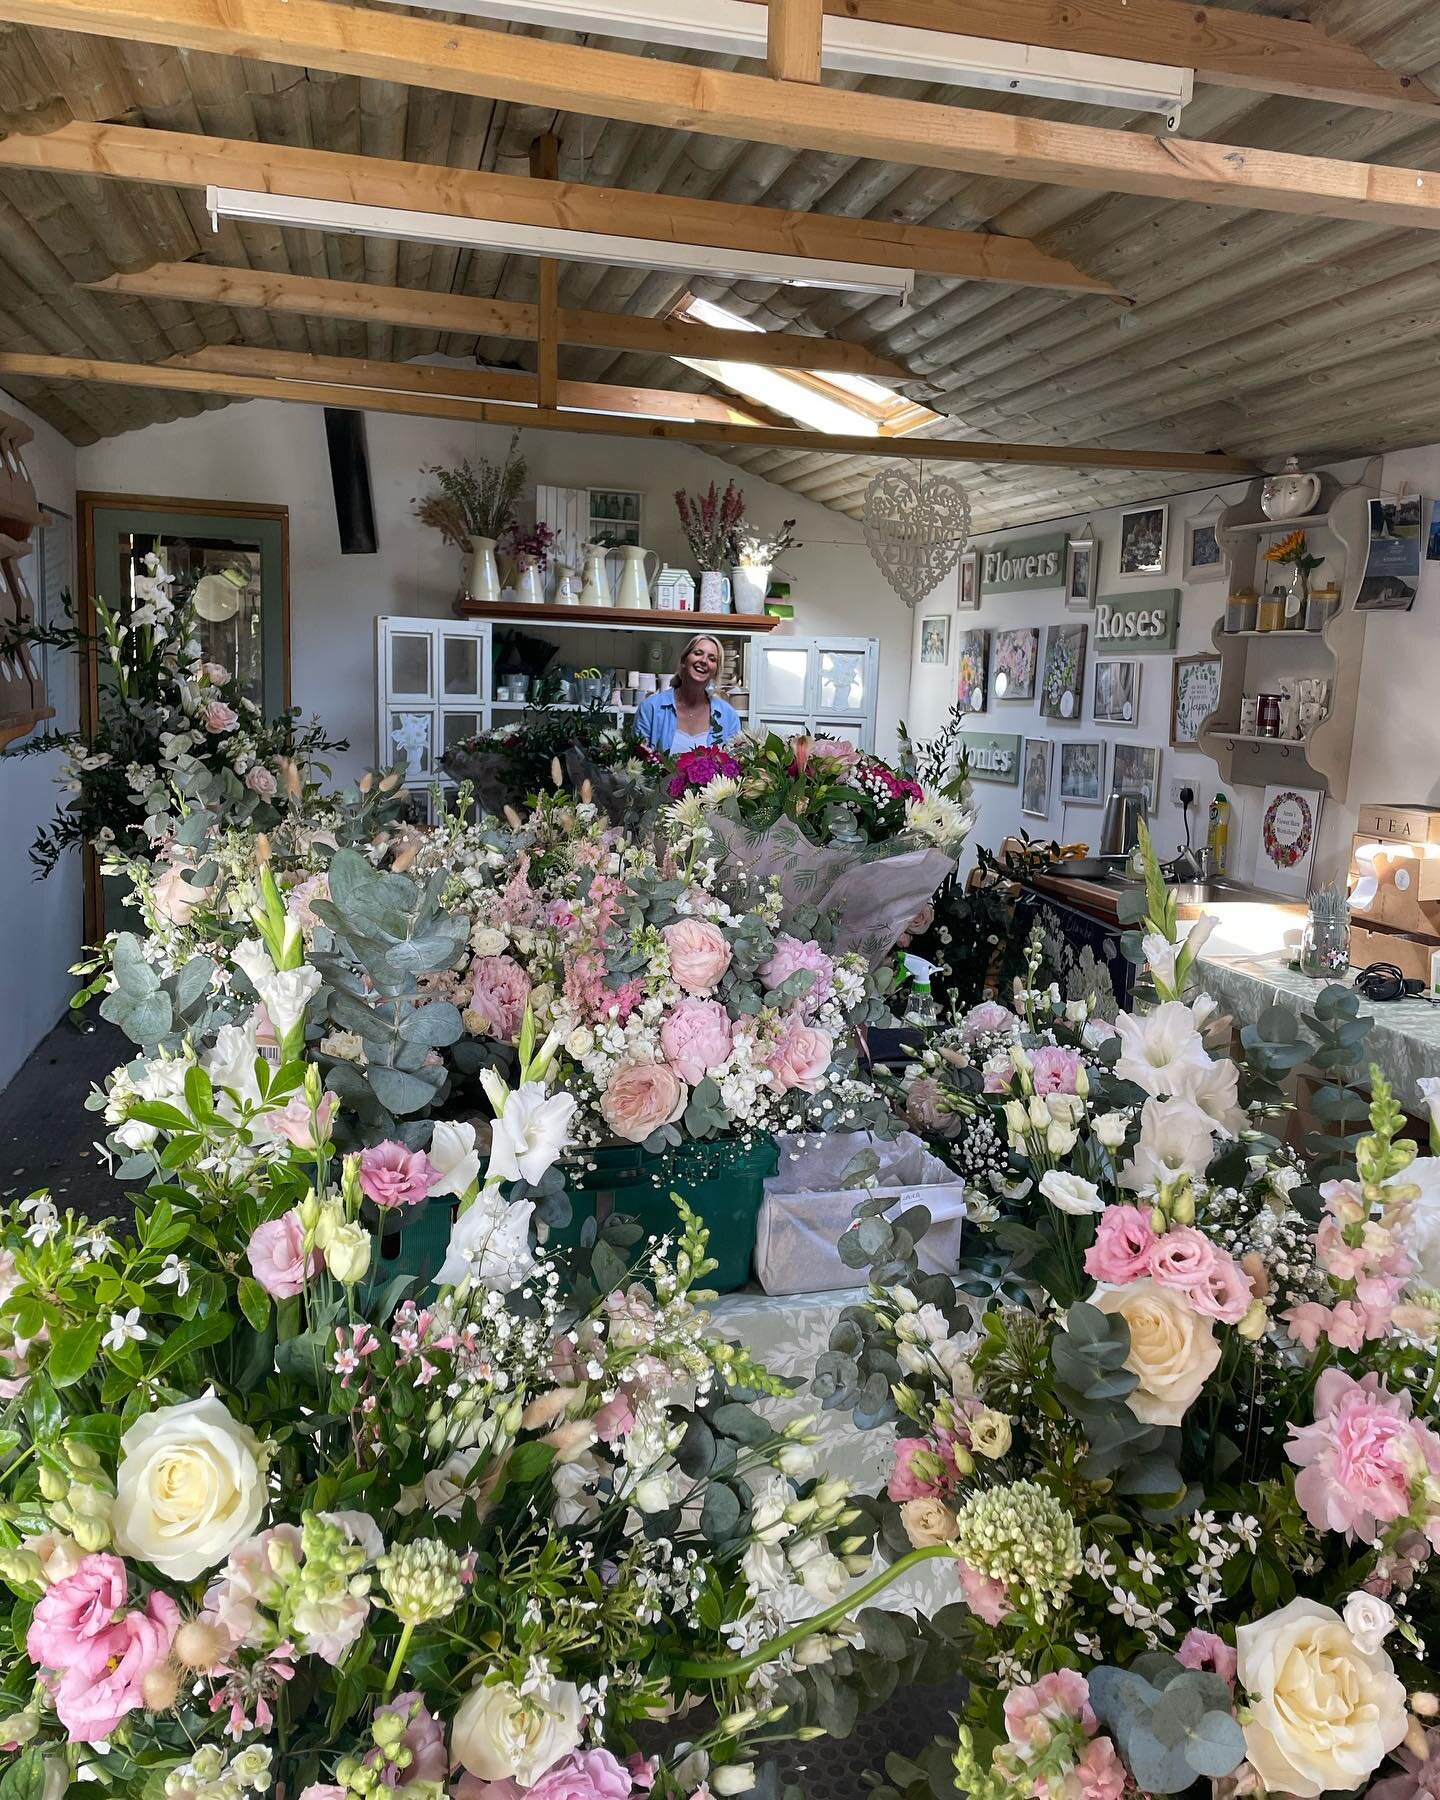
[1195,951,1440,1108]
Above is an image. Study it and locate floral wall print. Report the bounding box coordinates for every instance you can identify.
[955,627,990,713]
[1041,623,1088,721]
[992,627,1039,701]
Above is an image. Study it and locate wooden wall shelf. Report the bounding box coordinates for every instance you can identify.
[453,600,781,633]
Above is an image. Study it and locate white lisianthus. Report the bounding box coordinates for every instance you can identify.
[1038,1170,1104,1215]
[1237,1599,1407,1798]
[427,1120,480,1197]
[787,1538,850,1604]
[1342,1591,1396,1656]
[1045,1121,1078,1158]
[112,1394,266,1579]
[1088,1280,1220,1427]
[1113,1001,1213,1099]
[436,1191,537,1293]
[325,1222,371,1286]
[631,1471,679,1514]
[1093,1111,1130,1151]
[741,1540,787,1595]
[713,1765,757,1796]
[484,1082,577,1187]
[450,1677,583,1785]
[254,965,323,1040]
[1119,1096,1217,1194]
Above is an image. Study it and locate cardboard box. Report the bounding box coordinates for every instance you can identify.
[1349,835,1440,932]
[1357,803,1440,845]
[1349,922,1435,985]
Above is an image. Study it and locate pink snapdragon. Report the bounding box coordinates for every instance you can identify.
[1282,1179,1414,1351]
[1286,1369,1440,1546]
[1004,1670,1097,1748]
[758,936,834,1013]
[247,1209,322,1298]
[359,1140,439,1211]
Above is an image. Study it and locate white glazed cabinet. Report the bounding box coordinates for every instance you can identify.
[750,635,879,750]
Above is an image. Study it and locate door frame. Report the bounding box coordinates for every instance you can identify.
[76,492,291,941]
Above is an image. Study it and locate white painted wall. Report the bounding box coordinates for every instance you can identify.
[908,453,1440,893]
[0,390,79,1091]
[75,400,918,772]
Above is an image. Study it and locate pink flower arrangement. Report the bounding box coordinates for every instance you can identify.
[666,747,740,799]
[600,1062,687,1144]
[758,935,834,1013]
[765,1017,833,1093]
[662,918,733,996]
[1286,1369,1440,1546]
[358,1140,440,1211]
[1084,1204,1254,1325]
[467,955,533,1042]
[659,998,733,1085]
[247,1209,322,1298]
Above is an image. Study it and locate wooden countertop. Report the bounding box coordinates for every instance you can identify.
[1008,868,1308,930]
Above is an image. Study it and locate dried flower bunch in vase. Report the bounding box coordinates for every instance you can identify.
[414,431,528,605]
[674,481,746,572]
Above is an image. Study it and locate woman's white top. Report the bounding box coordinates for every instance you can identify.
[669,725,713,752]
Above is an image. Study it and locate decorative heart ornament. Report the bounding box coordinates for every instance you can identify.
[862,465,972,609]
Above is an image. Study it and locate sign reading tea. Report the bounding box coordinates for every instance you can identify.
[1092,588,1181,653]
[964,730,1021,785]
[981,533,1067,594]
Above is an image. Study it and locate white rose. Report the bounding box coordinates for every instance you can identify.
[471,927,507,958]
[1342,1592,1396,1657]
[450,1677,583,1784]
[631,1472,678,1514]
[112,1394,266,1579]
[1039,1170,1104,1215]
[566,1027,595,1060]
[1237,1599,1407,1798]
[1093,1111,1130,1150]
[1089,1280,1221,1427]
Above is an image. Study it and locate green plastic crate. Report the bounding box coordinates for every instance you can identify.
[570,1134,779,1293]
[370,1197,456,1297]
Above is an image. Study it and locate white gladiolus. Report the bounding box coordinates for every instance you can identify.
[254,965,322,1040]
[427,1120,481,1197]
[1119,1096,1218,1194]
[484,1082,577,1187]
[436,1190,537,1294]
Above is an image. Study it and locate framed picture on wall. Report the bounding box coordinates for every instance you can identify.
[1065,538,1096,610]
[1184,517,1227,582]
[992,627,1039,702]
[1021,738,1053,818]
[1041,622,1088,721]
[1093,657,1140,726]
[1118,503,1168,577]
[919,615,951,665]
[1252,785,1324,897]
[957,550,980,612]
[956,627,990,713]
[1171,653,1223,746]
[1112,741,1162,810]
[1059,740,1106,804]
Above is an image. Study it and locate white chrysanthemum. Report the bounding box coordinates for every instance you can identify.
[905,792,974,852]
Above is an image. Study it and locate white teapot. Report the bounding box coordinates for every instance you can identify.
[1261,456,1321,521]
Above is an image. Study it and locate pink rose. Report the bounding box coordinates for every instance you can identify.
[599,1063,687,1145]
[359,1140,439,1211]
[467,955,532,1043]
[203,699,239,733]
[662,918,733,996]
[54,1590,178,1743]
[956,1559,1010,1625]
[1084,1205,1159,1285]
[766,1017,832,1093]
[659,998,733,1085]
[246,1209,321,1298]
[886,1436,941,1502]
[198,661,230,685]
[758,936,834,1014]
[151,861,213,927]
[269,1091,339,1152]
[1177,1627,1238,1688]
[526,1749,640,1800]
[245,764,278,799]
[26,1553,127,1672]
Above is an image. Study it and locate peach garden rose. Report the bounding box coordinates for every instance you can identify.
[599,1062,688,1144]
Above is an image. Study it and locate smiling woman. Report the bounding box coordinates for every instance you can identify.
[632,631,743,751]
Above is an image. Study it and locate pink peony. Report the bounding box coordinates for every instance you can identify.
[467,956,533,1043]
[1074,1735,1127,1800]
[359,1140,439,1211]
[662,919,733,996]
[203,699,239,734]
[758,936,834,1014]
[956,1559,1010,1625]
[659,998,734,1085]
[1004,1669,1095,1747]
[270,1090,339,1152]
[245,764,278,799]
[600,1062,687,1145]
[54,1590,178,1743]
[1286,1369,1440,1543]
[766,1017,833,1093]
[26,1553,127,1672]
[247,1210,322,1298]
[887,1435,942,1502]
[1029,1045,1083,1096]
[366,1692,447,1787]
[1083,1205,1159,1285]
[1177,1627,1238,1688]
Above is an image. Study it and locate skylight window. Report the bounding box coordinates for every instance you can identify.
[670,296,942,437]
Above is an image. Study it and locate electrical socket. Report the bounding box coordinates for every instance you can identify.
[1169,780,1196,808]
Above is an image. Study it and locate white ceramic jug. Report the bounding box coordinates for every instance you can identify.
[1261,456,1322,520]
[578,546,613,608]
[612,543,660,610]
[552,561,581,605]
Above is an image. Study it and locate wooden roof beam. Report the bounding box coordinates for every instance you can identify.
[0,118,1119,301]
[1,0,1437,228]
[83,262,920,381]
[0,351,1258,476]
[769,0,822,83]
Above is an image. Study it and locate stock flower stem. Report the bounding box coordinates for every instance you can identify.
[670,1545,957,1681]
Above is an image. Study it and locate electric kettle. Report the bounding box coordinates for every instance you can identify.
[1099,789,1149,858]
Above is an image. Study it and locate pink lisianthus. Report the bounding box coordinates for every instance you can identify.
[1029,1045,1083,1096]
[1177,1627,1238,1688]
[1189,1253,1256,1326]
[659,998,734,1085]
[359,1140,439,1211]
[247,1210,322,1299]
[766,1017,833,1093]
[26,1552,127,1672]
[1084,1205,1159,1285]
[244,764,278,799]
[54,1590,179,1743]
[269,1090,339,1152]
[591,1392,636,1443]
[600,1062,687,1145]
[1148,1225,1218,1289]
[1286,1369,1440,1543]
[758,935,834,1013]
[956,1559,1010,1626]
[527,1748,643,1799]
[467,955,533,1043]
[662,919,733,996]
[298,1788,347,1800]
[1004,1669,1096,1748]
[203,699,239,734]
[365,1692,448,1786]
[887,1435,943,1501]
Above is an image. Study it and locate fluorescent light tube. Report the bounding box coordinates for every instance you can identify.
[205,187,916,299]
[372,0,1193,125]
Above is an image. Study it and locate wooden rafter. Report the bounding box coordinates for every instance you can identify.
[769,0,822,83]
[0,0,1437,225]
[0,120,1118,300]
[83,264,917,381]
[529,133,559,412]
[0,352,1258,475]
